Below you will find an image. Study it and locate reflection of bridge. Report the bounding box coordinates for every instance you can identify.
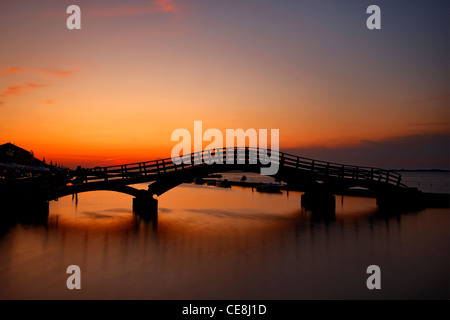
[49,147,418,217]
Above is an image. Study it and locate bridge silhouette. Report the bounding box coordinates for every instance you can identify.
[48,147,418,217]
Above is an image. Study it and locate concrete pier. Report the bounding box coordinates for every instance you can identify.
[132,194,158,220]
[376,187,425,211]
[301,188,336,213]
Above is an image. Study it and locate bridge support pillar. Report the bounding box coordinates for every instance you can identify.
[133,194,158,219]
[301,189,336,213]
[376,188,424,211]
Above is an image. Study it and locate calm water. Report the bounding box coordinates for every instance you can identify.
[400,171,450,194]
[0,173,448,299]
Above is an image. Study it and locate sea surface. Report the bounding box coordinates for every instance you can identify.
[0,172,448,299]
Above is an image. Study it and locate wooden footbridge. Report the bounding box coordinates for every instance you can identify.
[42,147,417,216]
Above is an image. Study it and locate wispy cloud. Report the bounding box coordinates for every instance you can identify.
[41,99,56,105]
[0,67,23,76]
[412,121,449,127]
[88,0,179,18]
[413,94,450,104]
[155,0,176,12]
[0,67,74,78]
[0,83,45,98]
[283,133,450,170]
[42,68,74,78]
[0,66,74,105]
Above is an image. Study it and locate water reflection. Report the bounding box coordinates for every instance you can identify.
[0,183,448,299]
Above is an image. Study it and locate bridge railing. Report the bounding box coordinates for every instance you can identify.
[80,147,404,187]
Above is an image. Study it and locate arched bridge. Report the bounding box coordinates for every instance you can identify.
[50,147,415,215]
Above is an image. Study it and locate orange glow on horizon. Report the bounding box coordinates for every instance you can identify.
[1,1,448,169]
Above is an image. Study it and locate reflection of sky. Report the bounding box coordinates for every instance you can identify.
[0,184,448,299]
[0,0,448,169]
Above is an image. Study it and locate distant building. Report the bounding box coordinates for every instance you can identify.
[0,142,46,166]
[0,143,51,177]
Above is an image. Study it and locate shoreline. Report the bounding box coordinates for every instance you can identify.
[199,179,450,208]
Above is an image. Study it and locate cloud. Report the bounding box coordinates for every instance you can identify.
[41,99,56,104]
[283,133,450,170]
[413,94,450,104]
[0,67,23,76]
[0,67,74,105]
[0,83,45,98]
[88,0,178,18]
[42,68,74,77]
[0,67,74,78]
[360,139,376,145]
[155,0,176,12]
[412,121,449,128]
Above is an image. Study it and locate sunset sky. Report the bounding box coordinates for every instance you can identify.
[1,0,448,169]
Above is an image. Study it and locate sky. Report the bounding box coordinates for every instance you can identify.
[0,0,448,169]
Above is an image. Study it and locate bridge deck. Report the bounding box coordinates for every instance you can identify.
[64,147,405,197]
